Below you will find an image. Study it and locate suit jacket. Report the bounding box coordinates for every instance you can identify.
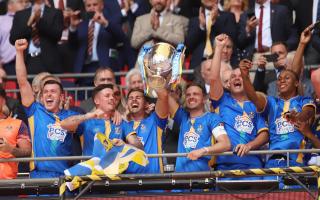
[9,6,64,73]
[69,19,127,73]
[186,11,237,69]
[237,4,298,59]
[131,11,189,49]
[47,0,84,11]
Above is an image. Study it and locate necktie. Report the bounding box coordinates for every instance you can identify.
[87,21,95,56]
[31,23,40,47]
[58,0,64,10]
[204,15,213,57]
[257,5,264,52]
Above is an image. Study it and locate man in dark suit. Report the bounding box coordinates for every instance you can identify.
[9,0,64,74]
[46,0,84,72]
[237,0,298,60]
[69,0,126,75]
[186,0,237,69]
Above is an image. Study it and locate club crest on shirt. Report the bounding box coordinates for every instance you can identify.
[140,124,146,131]
[275,117,294,135]
[197,125,203,133]
[47,123,67,142]
[183,130,199,149]
[137,136,145,146]
[234,115,254,134]
[115,126,121,135]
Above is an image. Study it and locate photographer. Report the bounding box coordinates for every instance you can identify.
[253,41,313,97]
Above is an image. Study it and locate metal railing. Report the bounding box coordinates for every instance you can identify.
[0,149,320,199]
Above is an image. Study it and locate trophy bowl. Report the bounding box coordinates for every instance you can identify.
[143,43,176,97]
[138,42,185,98]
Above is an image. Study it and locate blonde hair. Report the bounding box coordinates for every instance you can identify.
[224,0,248,11]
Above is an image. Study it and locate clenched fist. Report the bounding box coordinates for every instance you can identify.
[15,39,28,52]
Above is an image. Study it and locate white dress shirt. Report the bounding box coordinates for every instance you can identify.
[255,0,272,49]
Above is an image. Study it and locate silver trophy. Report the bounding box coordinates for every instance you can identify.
[138,42,185,98]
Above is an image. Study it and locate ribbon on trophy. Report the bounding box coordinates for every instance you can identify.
[170,43,185,90]
[137,44,152,95]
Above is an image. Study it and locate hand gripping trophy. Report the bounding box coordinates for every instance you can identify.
[137,42,186,98]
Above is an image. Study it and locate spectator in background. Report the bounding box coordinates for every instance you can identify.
[9,0,64,74]
[80,67,116,113]
[0,0,27,75]
[0,68,27,123]
[224,0,248,23]
[131,0,189,50]
[237,0,298,60]
[125,68,144,91]
[0,86,31,179]
[104,0,148,69]
[46,0,85,72]
[15,39,79,178]
[186,0,237,69]
[69,0,127,76]
[253,41,313,97]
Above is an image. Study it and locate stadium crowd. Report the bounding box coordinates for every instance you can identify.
[0,0,320,191]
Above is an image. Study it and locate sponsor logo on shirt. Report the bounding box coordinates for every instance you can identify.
[234,115,254,134]
[275,117,294,135]
[183,130,199,149]
[47,123,67,142]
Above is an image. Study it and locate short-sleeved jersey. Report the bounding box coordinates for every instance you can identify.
[77,119,135,156]
[211,92,268,166]
[174,107,227,172]
[262,95,315,163]
[126,112,167,174]
[25,102,79,174]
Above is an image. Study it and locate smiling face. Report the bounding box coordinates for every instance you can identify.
[185,85,205,111]
[127,90,146,115]
[150,0,167,13]
[94,87,115,113]
[41,83,63,113]
[229,68,244,95]
[277,70,299,98]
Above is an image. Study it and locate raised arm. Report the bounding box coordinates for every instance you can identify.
[209,34,228,100]
[60,108,104,132]
[239,59,267,112]
[155,88,168,119]
[14,39,35,107]
[290,25,312,76]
